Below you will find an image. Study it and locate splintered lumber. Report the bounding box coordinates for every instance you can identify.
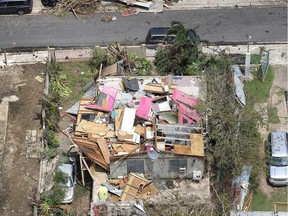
[78,98,96,114]
[173,134,204,157]
[97,138,110,164]
[44,0,101,16]
[115,109,124,135]
[114,138,153,164]
[91,130,116,139]
[112,143,140,154]
[120,173,150,201]
[72,136,109,170]
[76,119,110,135]
[138,182,158,200]
[101,63,118,77]
[134,124,144,136]
[144,83,176,94]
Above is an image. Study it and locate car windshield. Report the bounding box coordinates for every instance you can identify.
[271,156,288,167]
[167,35,176,42]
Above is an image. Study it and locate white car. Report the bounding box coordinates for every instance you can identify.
[57,157,77,203]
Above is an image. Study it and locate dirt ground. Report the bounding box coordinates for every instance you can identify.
[258,65,288,199]
[0,61,93,216]
[0,62,285,215]
[0,64,45,216]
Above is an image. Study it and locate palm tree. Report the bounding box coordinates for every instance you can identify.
[154,21,203,75]
[168,21,199,47]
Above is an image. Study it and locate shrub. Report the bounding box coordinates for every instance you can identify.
[45,129,59,149]
[89,48,113,69]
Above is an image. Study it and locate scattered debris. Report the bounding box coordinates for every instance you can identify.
[35,75,45,83]
[63,67,206,213]
[120,8,138,16]
[233,165,252,211]
[233,65,246,106]
[101,15,117,22]
[118,0,152,9]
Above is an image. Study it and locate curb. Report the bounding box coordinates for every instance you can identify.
[164,2,287,10]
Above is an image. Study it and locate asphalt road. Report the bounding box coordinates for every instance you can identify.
[0,7,287,48]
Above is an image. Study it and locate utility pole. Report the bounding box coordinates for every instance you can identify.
[245,35,252,80]
[2,49,8,65]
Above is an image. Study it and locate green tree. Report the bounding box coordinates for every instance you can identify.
[204,56,262,213]
[154,21,202,76]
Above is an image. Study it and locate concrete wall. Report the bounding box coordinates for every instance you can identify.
[110,152,204,179]
[1,44,286,66]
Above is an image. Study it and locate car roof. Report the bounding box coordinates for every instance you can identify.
[0,0,29,3]
[148,27,170,35]
[271,132,288,157]
[58,163,73,176]
[0,0,29,2]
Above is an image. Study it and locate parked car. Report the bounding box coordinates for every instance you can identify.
[57,157,77,203]
[268,131,288,186]
[41,0,56,7]
[145,27,200,45]
[0,0,32,15]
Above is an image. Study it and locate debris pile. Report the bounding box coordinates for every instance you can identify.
[69,75,204,167]
[90,172,158,215]
[43,0,154,16]
[65,65,206,213]
[101,15,117,22]
[49,0,101,16]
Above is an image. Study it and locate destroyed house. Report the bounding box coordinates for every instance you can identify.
[67,74,206,181]
[110,152,204,179]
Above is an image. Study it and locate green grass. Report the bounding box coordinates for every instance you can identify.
[60,61,95,101]
[251,54,262,64]
[251,187,288,211]
[244,66,275,103]
[268,107,280,124]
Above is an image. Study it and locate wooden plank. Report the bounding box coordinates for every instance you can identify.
[139,182,158,200]
[121,173,149,201]
[76,113,82,126]
[190,133,204,157]
[112,143,139,154]
[97,138,110,164]
[91,130,115,139]
[134,124,144,136]
[72,137,109,170]
[144,83,177,93]
[117,133,133,140]
[76,119,110,135]
[114,109,123,135]
[81,148,109,170]
[101,63,118,77]
[78,98,97,114]
[79,152,85,186]
[174,144,193,156]
[81,156,96,181]
[173,134,204,156]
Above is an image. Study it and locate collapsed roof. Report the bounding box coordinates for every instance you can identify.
[67,74,206,174]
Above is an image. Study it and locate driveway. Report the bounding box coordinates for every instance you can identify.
[269,65,288,132]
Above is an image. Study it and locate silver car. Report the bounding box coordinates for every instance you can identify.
[269,132,288,186]
[57,157,77,203]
